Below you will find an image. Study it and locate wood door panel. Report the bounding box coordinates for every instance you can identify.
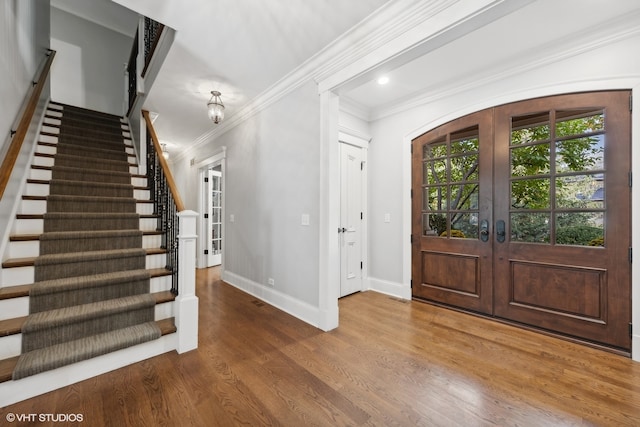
[421,251,479,295]
[509,261,605,320]
[412,109,493,315]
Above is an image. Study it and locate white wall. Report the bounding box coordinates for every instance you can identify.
[171,81,322,317]
[0,0,50,157]
[50,7,133,115]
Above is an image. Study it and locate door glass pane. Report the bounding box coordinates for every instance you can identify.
[511,144,550,176]
[424,186,448,211]
[423,138,447,159]
[451,154,478,181]
[511,112,550,145]
[511,178,550,209]
[451,213,479,239]
[424,158,447,184]
[450,184,478,210]
[421,126,480,239]
[511,212,550,243]
[555,109,604,138]
[556,212,604,246]
[556,135,604,173]
[555,174,604,209]
[423,213,446,236]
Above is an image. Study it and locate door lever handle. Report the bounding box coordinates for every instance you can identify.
[496,220,506,243]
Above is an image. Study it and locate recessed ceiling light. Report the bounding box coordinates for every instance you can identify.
[377,76,389,85]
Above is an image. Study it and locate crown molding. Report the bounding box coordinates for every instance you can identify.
[339,97,371,122]
[173,0,497,162]
[367,10,640,122]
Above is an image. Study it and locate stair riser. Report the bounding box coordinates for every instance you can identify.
[41,125,131,140]
[0,335,21,359]
[37,143,136,157]
[36,144,136,160]
[29,169,146,187]
[1,253,168,287]
[0,300,172,360]
[18,200,153,215]
[8,234,162,258]
[13,217,158,234]
[0,296,28,321]
[24,183,149,200]
[155,301,174,321]
[32,156,138,174]
[0,275,172,320]
[0,303,173,359]
[44,116,130,132]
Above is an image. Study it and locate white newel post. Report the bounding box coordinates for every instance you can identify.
[176,210,199,353]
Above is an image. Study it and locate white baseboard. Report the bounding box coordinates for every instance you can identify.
[222,270,322,329]
[0,334,177,407]
[368,276,411,300]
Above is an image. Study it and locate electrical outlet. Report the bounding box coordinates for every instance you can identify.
[267,278,275,287]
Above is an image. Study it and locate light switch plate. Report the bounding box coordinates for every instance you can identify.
[301,214,310,226]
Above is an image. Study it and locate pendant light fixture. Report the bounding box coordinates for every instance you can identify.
[207,91,225,124]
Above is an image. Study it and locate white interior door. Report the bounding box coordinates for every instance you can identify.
[340,142,363,297]
[207,168,222,267]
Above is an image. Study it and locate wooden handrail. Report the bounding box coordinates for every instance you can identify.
[142,109,185,212]
[0,50,56,200]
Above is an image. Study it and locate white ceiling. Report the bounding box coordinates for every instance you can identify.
[51,0,137,37]
[54,0,640,153]
[345,0,640,120]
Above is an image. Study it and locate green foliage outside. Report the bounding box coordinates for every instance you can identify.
[425,110,605,246]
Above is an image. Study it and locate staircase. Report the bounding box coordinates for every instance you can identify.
[0,102,176,387]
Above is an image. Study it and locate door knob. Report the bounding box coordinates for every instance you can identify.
[480,219,489,242]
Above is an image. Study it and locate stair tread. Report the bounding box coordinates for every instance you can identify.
[16,213,158,219]
[26,178,148,190]
[34,152,136,165]
[10,230,163,242]
[0,284,31,299]
[0,268,171,301]
[0,356,20,383]
[2,248,168,268]
[0,316,28,336]
[0,292,174,337]
[0,318,175,383]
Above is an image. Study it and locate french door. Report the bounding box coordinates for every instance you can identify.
[412,91,631,351]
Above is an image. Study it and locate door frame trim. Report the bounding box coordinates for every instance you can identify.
[196,147,227,271]
[339,127,370,295]
[401,80,640,359]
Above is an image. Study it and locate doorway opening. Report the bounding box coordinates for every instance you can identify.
[197,148,226,271]
[411,91,632,352]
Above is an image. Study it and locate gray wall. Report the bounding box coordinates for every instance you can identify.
[50,7,133,115]
[0,0,50,157]
[171,81,321,308]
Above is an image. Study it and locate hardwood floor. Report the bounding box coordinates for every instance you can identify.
[2,267,640,426]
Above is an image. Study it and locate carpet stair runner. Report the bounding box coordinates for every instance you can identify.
[2,103,172,380]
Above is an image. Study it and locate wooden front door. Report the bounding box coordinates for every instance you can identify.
[412,91,631,351]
